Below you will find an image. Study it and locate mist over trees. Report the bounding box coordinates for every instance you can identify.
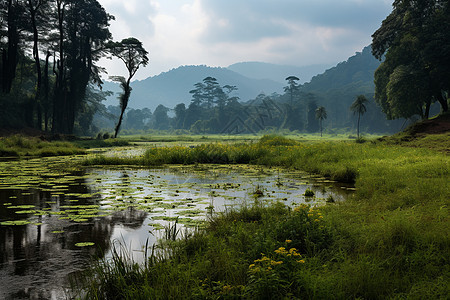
[94,48,408,136]
[105,47,398,136]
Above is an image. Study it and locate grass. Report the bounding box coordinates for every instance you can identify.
[73,135,449,299]
[72,138,131,149]
[0,135,86,157]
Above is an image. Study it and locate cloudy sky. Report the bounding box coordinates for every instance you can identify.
[97,0,393,80]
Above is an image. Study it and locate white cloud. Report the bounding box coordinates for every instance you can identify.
[97,0,392,80]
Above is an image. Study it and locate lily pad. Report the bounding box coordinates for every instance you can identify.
[1,220,31,226]
[75,242,95,247]
[7,205,36,209]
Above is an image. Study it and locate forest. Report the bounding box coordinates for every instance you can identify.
[0,0,147,136]
[0,1,449,299]
[94,48,409,137]
[2,1,448,137]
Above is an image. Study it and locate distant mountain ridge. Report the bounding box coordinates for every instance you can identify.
[227,62,332,84]
[102,65,285,110]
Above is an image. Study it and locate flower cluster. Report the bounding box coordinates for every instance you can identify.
[307,206,324,222]
[249,243,306,274]
[249,255,283,273]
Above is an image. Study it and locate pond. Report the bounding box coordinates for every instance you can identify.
[0,155,353,299]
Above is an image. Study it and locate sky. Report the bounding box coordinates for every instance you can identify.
[97,0,393,80]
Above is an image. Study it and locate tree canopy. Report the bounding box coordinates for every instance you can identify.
[372,0,450,120]
[0,0,115,134]
[109,37,149,138]
[350,95,369,139]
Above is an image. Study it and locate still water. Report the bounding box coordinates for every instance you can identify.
[0,156,352,299]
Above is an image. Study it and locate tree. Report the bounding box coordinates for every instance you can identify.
[350,95,368,139]
[281,76,301,129]
[306,98,319,132]
[51,0,113,134]
[1,0,26,94]
[284,76,300,106]
[202,76,220,109]
[173,103,186,129]
[153,104,169,130]
[315,106,327,137]
[372,0,449,120]
[110,37,148,138]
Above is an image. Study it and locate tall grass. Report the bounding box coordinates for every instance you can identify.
[0,135,86,157]
[75,135,449,299]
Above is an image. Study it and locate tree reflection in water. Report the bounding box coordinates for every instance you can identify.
[0,174,148,300]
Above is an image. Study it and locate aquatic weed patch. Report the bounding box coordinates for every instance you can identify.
[72,135,449,299]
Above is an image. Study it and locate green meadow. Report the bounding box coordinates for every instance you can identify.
[70,134,449,299]
[0,135,86,157]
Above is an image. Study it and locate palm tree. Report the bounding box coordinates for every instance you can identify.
[350,95,369,139]
[315,106,327,137]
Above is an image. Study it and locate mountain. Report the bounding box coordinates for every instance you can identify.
[227,62,332,84]
[102,65,284,111]
[300,46,403,132]
[302,46,380,92]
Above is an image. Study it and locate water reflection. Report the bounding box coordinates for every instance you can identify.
[0,159,352,299]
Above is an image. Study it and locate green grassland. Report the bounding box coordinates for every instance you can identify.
[0,135,86,157]
[73,134,449,299]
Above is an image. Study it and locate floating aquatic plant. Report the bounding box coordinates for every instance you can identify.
[75,242,95,247]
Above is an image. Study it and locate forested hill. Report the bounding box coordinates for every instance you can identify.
[103,65,284,110]
[299,46,402,132]
[302,46,380,92]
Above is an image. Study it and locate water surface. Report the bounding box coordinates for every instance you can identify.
[0,156,352,299]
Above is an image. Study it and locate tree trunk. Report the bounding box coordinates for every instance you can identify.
[114,108,125,138]
[43,51,51,132]
[435,92,449,113]
[2,0,19,94]
[114,81,132,138]
[29,1,43,130]
[320,120,323,137]
[357,113,360,139]
[424,101,431,120]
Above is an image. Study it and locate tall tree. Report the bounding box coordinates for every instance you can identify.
[315,106,327,137]
[173,103,186,129]
[1,0,26,94]
[350,95,368,139]
[372,0,449,119]
[307,99,319,132]
[284,76,300,106]
[110,37,148,138]
[281,76,301,130]
[202,76,220,109]
[25,0,50,129]
[153,104,169,130]
[51,0,113,134]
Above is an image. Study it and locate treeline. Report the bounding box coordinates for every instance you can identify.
[0,0,144,135]
[96,74,400,136]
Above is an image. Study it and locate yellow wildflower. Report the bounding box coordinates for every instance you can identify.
[297,259,305,263]
[270,260,283,266]
[285,239,292,243]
